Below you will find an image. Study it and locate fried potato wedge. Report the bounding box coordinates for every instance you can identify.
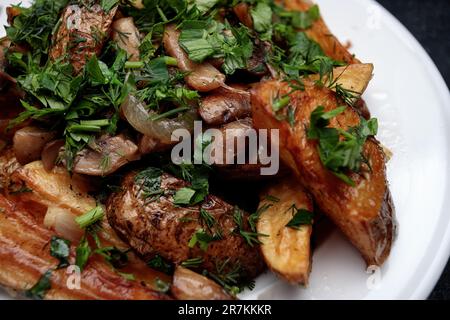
[257,178,313,285]
[310,64,374,103]
[0,194,170,300]
[280,0,360,64]
[171,267,232,300]
[251,80,396,266]
[11,161,96,215]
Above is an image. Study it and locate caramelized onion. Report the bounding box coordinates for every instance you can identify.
[121,95,197,144]
[44,206,83,242]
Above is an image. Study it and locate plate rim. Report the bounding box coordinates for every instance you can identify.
[364,0,450,300]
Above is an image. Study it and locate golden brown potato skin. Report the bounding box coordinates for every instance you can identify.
[251,80,396,266]
[106,171,265,279]
[0,194,170,300]
[257,178,313,285]
[280,0,360,64]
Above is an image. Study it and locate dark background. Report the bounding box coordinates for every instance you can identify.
[375,0,450,299]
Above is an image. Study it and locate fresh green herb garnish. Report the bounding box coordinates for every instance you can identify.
[181,257,204,268]
[247,203,272,233]
[26,269,52,300]
[154,278,171,293]
[203,258,254,296]
[188,228,219,251]
[50,236,71,269]
[251,1,273,40]
[147,254,174,274]
[135,167,164,201]
[75,235,91,272]
[233,206,267,246]
[101,0,120,13]
[173,187,197,205]
[6,0,68,53]
[179,20,254,74]
[307,106,378,186]
[75,206,105,229]
[171,164,210,206]
[286,206,314,229]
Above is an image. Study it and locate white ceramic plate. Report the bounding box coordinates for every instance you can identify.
[1,0,449,300]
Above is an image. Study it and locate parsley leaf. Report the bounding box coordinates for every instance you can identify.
[50,236,71,269]
[173,187,197,205]
[26,270,52,300]
[307,106,379,186]
[188,228,218,251]
[135,167,164,201]
[179,20,254,74]
[75,235,91,272]
[286,207,314,229]
[251,2,273,40]
[147,254,174,274]
[101,0,120,13]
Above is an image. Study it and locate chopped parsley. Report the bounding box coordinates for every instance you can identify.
[25,269,52,300]
[233,206,267,246]
[173,187,197,205]
[179,20,254,74]
[307,106,378,186]
[171,164,211,206]
[147,254,174,274]
[75,235,91,272]
[188,228,219,251]
[286,206,314,229]
[135,167,164,201]
[49,236,71,269]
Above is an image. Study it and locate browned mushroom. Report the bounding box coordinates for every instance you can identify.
[112,17,141,61]
[163,24,226,92]
[73,134,140,176]
[41,139,65,172]
[13,127,56,165]
[199,85,251,126]
[138,135,172,155]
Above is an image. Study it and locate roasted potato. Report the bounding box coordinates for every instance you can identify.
[171,267,232,300]
[0,194,170,300]
[10,161,96,215]
[257,178,313,285]
[251,80,397,266]
[309,64,374,103]
[281,0,360,64]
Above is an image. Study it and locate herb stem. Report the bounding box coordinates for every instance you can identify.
[150,106,190,121]
[125,61,144,69]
